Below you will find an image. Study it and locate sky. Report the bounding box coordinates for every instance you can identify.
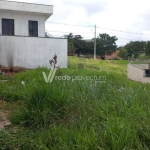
[8,0,150,46]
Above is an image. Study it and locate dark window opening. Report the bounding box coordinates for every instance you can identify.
[145,69,150,77]
[29,21,38,37]
[2,19,14,35]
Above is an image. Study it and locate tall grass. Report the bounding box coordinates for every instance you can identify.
[1,57,150,149]
[11,80,69,128]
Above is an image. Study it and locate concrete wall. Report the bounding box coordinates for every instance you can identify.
[0,1,53,20]
[0,10,46,37]
[0,36,67,69]
[127,64,150,83]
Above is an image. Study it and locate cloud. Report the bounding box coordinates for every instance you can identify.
[59,0,107,16]
[7,0,150,45]
[82,1,107,16]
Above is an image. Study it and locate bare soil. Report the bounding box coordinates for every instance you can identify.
[0,100,11,129]
[0,66,26,76]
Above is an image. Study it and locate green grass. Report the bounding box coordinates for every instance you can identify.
[1,57,150,149]
[138,53,150,59]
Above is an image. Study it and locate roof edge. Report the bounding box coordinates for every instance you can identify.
[0,0,53,7]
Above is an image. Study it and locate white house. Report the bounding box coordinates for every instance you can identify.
[0,0,67,69]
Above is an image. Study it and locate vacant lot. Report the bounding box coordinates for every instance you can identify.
[0,57,150,150]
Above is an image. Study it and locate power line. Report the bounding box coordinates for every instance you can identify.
[46,31,149,41]
[46,21,150,36]
[117,37,139,41]
[96,27,150,36]
[45,30,94,34]
[46,34,93,38]
[46,22,94,28]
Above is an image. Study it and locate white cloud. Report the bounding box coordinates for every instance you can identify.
[8,0,150,45]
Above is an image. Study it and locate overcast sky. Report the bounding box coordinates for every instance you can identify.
[8,0,150,46]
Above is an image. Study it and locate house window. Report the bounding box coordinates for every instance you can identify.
[29,21,38,37]
[2,19,14,35]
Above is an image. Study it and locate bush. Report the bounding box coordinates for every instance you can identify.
[11,80,69,128]
[117,48,128,60]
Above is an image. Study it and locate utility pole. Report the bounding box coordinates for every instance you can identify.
[94,25,96,59]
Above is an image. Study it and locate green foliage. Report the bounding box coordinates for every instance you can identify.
[138,53,150,59]
[68,42,75,56]
[0,129,36,149]
[65,33,150,60]
[96,33,118,59]
[117,47,128,59]
[145,41,150,56]
[126,47,133,58]
[125,41,146,58]
[64,33,94,56]
[1,57,150,149]
[11,77,69,128]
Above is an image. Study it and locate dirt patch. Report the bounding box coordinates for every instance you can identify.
[0,111,11,129]
[0,101,11,129]
[0,100,20,130]
[0,66,26,77]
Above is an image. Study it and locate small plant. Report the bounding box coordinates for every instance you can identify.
[78,63,84,69]
[49,54,57,68]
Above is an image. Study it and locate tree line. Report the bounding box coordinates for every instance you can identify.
[64,33,150,59]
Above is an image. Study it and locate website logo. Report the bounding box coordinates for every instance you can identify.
[42,68,57,83]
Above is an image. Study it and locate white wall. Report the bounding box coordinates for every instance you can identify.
[0,36,68,68]
[127,64,150,83]
[0,10,46,37]
[0,1,53,20]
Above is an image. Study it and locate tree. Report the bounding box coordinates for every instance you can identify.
[68,42,76,56]
[83,41,94,55]
[74,35,83,40]
[145,41,150,56]
[73,35,84,57]
[117,47,128,60]
[126,47,133,58]
[125,41,146,58]
[64,33,93,57]
[96,33,118,59]
[64,33,76,56]
[64,33,74,40]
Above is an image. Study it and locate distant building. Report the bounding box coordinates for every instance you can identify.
[105,50,121,60]
[0,1,67,69]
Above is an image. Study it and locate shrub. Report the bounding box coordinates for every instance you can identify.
[11,81,69,128]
